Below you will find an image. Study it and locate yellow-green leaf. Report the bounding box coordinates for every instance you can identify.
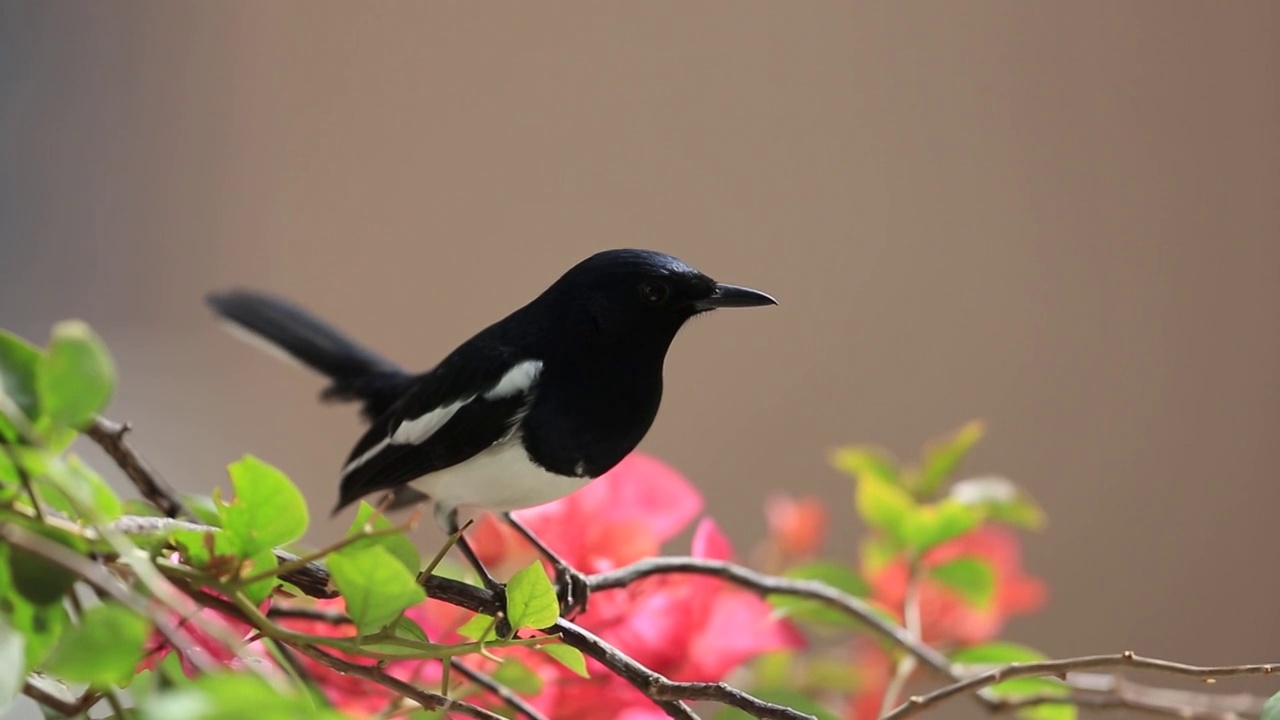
[218,455,309,556]
[540,643,589,678]
[902,500,981,553]
[918,420,985,495]
[327,544,425,635]
[930,557,995,608]
[345,501,419,575]
[505,561,559,631]
[855,473,916,542]
[829,445,899,485]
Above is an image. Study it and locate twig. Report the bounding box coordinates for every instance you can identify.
[84,415,1278,720]
[453,660,550,720]
[883,652,1279,720]
[86,417,189,518]
[22,679,100,717]
[1052,671,1271,716]
[588,556,957,682]
[264,605,548,720]
[289,643,507,720]
[880,558,923,716]
[0,523,219,674]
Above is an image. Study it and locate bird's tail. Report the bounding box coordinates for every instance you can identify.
[205,290,412,421]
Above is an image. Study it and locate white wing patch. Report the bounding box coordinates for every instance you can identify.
[484,360,543,399]
[341,359,544,476]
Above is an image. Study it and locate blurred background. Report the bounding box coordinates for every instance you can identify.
[2,2,1277,717]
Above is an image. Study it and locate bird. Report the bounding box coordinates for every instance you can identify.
[206,248,776,615]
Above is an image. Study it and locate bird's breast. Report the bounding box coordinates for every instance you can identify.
[409,438,591,515]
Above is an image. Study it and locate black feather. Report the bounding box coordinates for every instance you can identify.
[205,290,413,420]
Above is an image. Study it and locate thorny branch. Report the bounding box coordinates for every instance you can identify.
[42,415,1280,720]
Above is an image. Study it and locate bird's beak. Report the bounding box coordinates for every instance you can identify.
[692,283,778,311]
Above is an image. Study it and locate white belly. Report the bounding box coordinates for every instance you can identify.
[408,439,590,518]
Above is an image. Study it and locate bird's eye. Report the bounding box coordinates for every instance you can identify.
[639,280,670,306]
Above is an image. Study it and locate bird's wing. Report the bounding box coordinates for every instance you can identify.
[333,354,543,513]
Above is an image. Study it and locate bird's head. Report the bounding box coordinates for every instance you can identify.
[542,249,776,349]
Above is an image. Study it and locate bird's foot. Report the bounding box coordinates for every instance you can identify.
[553,564,591,620]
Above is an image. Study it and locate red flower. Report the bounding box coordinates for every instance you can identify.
[764,492,828,561]
[868,526,1046,646]
[848,526,1048,719]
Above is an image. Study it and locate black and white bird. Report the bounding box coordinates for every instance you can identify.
[206,248,776,613]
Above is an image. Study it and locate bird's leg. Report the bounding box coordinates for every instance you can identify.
[440,510,517,637]
[503,512,590,619]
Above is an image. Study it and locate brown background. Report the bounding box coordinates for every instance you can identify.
[2,2,1278,718]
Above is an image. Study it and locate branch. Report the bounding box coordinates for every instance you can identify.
[266,606,548,720]
[880,558,924,715]
[588,556,957,681]
[0,523,219,674]
[289,644,507,720]
[86,417,189,519]
[86,415,1278,720]
[453,660,550,720]
[884,652,1279,720]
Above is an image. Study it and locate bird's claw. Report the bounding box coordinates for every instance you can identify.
[554,564,591,620]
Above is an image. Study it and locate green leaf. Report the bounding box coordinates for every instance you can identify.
[930,557,996,608]
[492,657,543,694]
[218,455,309,555]
[43,603,149,687]
[239,547,282,605]
[0,447,18,503]
[170,527,238,570]
[0,329,42,438]
[0,546,70,671]
[902,500,982,554]
[6,531,78,606]
[138,673,348,720]
[950,476,1046,530]
[917,419,985,495]
[327,544,425,634]
[456,613,499,642]
[36,321,115,431]
[1261,691,1280,720]
[184,494,223,527]
[0,614,25,712]
[855,473,916,542]
[345,501,420,575]
[59,455,123,521]
[1019,704,1077,720]
[505,561,559,631]
[768,561,870,628]
[829,445,899,485]
[540,642,589,678]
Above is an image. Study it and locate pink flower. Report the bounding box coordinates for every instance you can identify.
[471,452,703,578]
[868,526,1046,646]
[469,452,804,719]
